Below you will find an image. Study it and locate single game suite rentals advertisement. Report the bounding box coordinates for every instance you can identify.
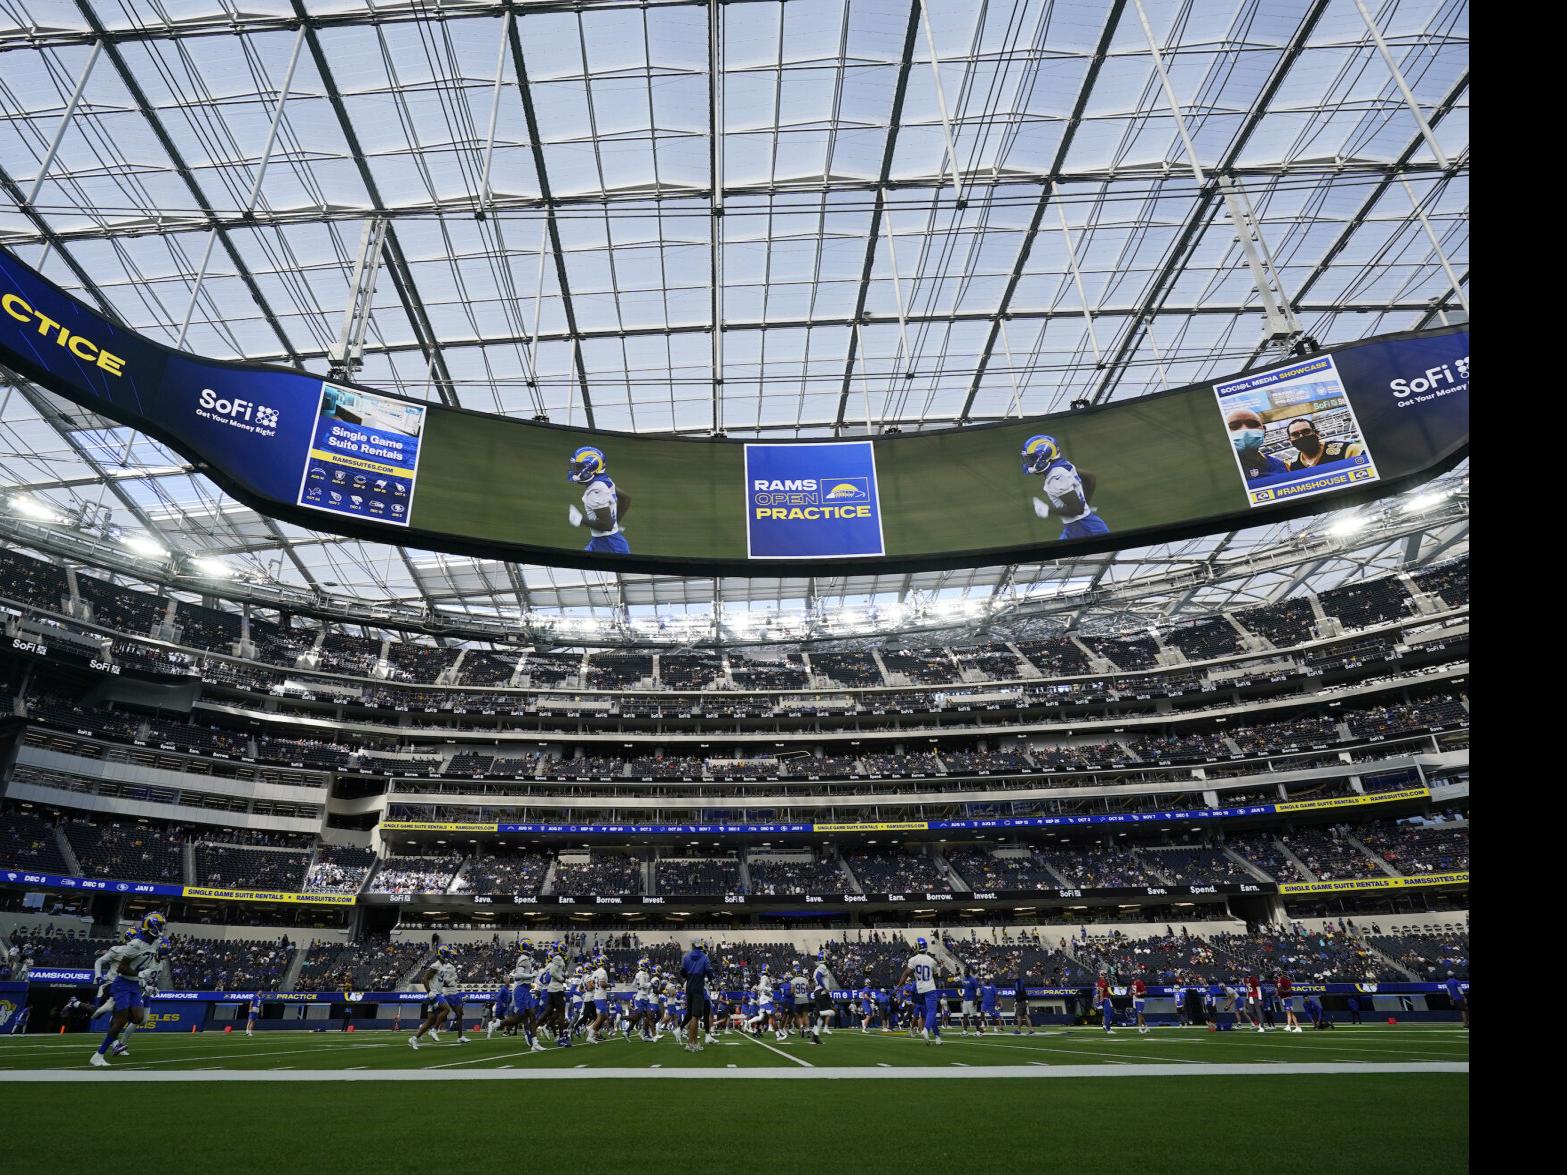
[298,384,426,527]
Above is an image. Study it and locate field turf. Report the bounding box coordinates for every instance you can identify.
[0,1026,1467,1173]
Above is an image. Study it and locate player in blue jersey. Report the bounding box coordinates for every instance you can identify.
[88,912,165,1067]
[566,446,632,554]
[858,981,877,1033]
[1021,434,1109,539]
[896,938,943,1046]
[959,969,980,1035]
[245,992,263,1037]
[979,975,1002,1033]
[1445,972,1468,1030]
[490,971,514,1035]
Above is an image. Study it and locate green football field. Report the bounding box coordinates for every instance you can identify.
[0,1026,1467,1174]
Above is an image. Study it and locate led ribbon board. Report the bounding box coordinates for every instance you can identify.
[0,247,1469,575]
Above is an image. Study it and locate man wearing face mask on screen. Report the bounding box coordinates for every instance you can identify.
[1226,407,1289,482]
[1282,416,1364,473]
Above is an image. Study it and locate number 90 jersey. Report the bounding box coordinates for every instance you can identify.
[907,951,938,994]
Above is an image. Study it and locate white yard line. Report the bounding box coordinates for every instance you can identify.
[740,1032,814,1068]
[0,1061,1468,1084]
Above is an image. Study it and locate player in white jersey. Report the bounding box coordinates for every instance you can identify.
[489,941,547,1052]
[584,954,612,1043]
[409,944,464,1050]
[629,959,657,1041]
[811,952,835,1036]
[542,945,572,1049]
[895,937,944,1046]
[1020,433,1110,540]
[88,912,166,1067]
[91,928,139,1021]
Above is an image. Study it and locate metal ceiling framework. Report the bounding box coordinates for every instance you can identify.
[0,0,1468,642]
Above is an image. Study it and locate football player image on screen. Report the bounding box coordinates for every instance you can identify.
[1226,408,1290,482]
[566,445,632,554]
[1281,416,1365,473]
[1020,434,1110,539]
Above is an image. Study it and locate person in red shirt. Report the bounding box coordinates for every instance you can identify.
[1131,977,1150,1035]
[1277,973,1301,1033]
[1246,974,1266,1032]
[1095,974,1115,1034]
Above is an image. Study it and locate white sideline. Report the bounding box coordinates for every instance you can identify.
[0,1061,1467,1083]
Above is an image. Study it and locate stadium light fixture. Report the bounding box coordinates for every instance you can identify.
[1403,488,1451,513]
[1325,514,1367,538]
[7,494,62,523]
[121,532,167,559]
[191,555,234,578]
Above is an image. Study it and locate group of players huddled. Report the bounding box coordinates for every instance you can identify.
[405,936,1023,1052]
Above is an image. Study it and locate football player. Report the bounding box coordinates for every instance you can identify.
[895,937,943,1045]
[1020,434,1110,539]
[408,944,462,1050]
[566,445,632,554]
[88,912,166,1067]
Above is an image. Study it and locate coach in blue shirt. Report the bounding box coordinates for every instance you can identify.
[680,939,712,1050]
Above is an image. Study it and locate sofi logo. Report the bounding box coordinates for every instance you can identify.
[198,388,280,428]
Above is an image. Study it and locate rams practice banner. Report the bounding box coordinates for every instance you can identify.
[0,247,1469,576]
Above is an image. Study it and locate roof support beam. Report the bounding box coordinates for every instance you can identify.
[956,0,1124,421]
[76,0,302,366]
[290,0,457,405]
[22,40,100,207]
[708,0,725,434]
[1088,0,1331,406]
[504,4,596,426]
[833,0,923,435]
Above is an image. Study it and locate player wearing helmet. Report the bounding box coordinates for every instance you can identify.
[1020,434,1110,540]
[87,912,166,1067]
[896,936,944,1046]
[566,445,632,554]
[409,943,464,1050]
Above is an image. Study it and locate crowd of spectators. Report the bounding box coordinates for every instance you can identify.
[1368,930,1469,979]
[746,855,848,894]
[457,850,551,896]
[654,858,740,896]
[1358,819,1469,875]
[304,845,377,892]
[1137,845,1254,884]
[946,849,1060,891]
[1279,827,1382,882]
[369,853,463,894]
[0,808,70,871]
[194,844,311,890]
[295,937,427,991]
[64,817,185,883]
[843,849,952,892]
[166,933,295,991]
[551,856,644,896]
[1036,844,1161,889]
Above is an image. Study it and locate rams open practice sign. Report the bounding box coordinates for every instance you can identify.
[744,441,885,559]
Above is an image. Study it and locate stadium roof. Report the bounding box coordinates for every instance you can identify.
[0,0,1468,641]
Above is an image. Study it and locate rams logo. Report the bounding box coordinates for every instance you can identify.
[822,478,868,502]
[0,999,15,1027]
